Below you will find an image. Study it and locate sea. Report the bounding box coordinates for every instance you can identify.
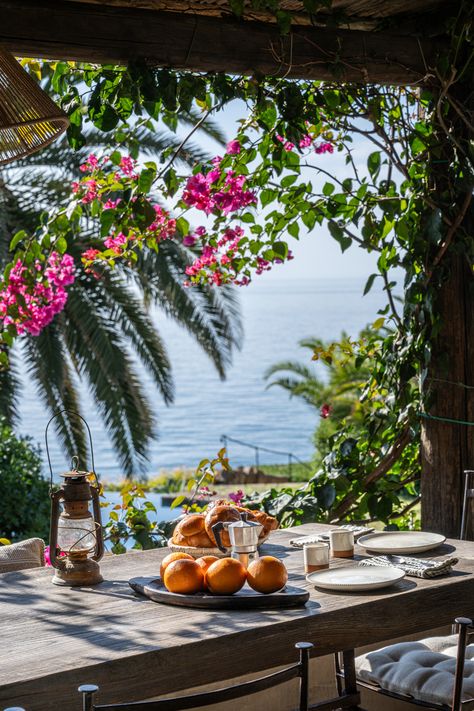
[17,276,388,488]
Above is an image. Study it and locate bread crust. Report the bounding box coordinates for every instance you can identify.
[177,513,206,536]
[172,515,214,547]
[171,503,279,549]
[204,504,241,546]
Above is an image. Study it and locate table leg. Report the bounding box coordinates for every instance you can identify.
[342,649,364,711]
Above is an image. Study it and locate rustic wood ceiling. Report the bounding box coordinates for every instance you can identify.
[0,0,453,83]
[65,0,449,31]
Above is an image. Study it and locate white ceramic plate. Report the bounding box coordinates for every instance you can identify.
[357,531,446,554]
[306,565,405,592]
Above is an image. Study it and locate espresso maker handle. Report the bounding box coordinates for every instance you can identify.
[212,522,227,553]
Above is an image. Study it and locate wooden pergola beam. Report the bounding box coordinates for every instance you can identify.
[0,0,441,84]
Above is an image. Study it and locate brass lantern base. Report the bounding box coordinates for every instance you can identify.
[52,554,103,587]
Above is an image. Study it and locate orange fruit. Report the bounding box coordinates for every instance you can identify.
[160,551,194,580]
[206,557,247,595]
[163,559,204,594]
[195,556,220,590]
[247,556,288,594]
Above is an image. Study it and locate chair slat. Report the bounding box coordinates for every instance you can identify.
[94,663,301,710]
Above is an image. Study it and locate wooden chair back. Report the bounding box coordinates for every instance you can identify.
[79,642,313,711]
[460,470,474,540]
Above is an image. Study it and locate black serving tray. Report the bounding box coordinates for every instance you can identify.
[129,576,309,610]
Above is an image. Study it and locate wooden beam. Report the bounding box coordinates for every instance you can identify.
[0,0,442,84]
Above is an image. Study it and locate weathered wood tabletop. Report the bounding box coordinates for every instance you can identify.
[1,523,474,711]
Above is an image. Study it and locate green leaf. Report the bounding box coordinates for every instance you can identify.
[260,189,276,207]
[281,175,298,188]
[288,222,299,239]
[276,10,292,34]
[322,182,335,196]
[170,495,185,510]
[302,210,317,230]
[273,241,289,258]
[363,273,378,296]
[55,236,68,254]
[367,152,381,179]
[100,208,116,237]
[175,217,190,236]
[9,230,27,251]
[228,0,244,16]
[164,167,179,196]
[328,221,351,252]
[138,167,156,194]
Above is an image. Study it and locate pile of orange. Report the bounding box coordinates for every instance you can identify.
[160,552,287,596]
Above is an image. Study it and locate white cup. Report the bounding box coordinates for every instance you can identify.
[303,542,329,572]
[329,529,354,558]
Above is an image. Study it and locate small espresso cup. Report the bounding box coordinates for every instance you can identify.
[303,542,329,573]
[329,529,354,558]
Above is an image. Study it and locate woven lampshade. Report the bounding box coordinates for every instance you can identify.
[0,48,69,166]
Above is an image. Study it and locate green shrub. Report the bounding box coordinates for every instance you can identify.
[0,420,50,541]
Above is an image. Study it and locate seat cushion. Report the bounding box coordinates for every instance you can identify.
[355,635,474,707]
[0,538,45,572]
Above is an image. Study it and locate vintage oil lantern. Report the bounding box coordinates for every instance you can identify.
[46,412,104,587]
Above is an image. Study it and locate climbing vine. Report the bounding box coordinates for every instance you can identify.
[1,2,472,525]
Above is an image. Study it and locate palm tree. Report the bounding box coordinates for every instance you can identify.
[264,334,373,459]
[0,120,242,475]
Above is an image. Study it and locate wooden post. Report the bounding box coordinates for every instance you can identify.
[421,252,474,538]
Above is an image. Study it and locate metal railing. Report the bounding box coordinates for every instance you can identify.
[220,435,312,480]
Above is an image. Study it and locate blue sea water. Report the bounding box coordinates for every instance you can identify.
[18,277,387,481]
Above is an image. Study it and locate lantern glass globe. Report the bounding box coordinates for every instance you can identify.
[57,513,97,554]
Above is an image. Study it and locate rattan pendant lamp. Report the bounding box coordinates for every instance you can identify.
[0,48,69,166]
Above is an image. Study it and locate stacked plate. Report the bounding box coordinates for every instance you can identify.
[306,531,446,592]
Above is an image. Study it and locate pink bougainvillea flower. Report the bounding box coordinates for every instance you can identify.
[44,545,66,567]
[299,134,313,149]
[315,142,334,155]
[119,156,138,178]
[183,234,197,247]
[275,134,295,152]
[79,153,100,173]
[0,253,76,337]
[228,489,244,505]
[320,403,332,419]
[104,232,127,254]
[147,205,176,240]
[82,248,101,262]
[81,179,98,204]
[226,139,241,155]
[103,198,121,210]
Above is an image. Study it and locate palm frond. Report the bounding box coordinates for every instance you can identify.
[264,361,319,383]
[181,107,228,145]
[21,324,87,463]
[81,269,174,403]
[0,348,20,424]
[129,241,242,378]
[62,282,158,475]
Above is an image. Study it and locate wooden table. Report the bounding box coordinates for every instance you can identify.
[1,524,474,711]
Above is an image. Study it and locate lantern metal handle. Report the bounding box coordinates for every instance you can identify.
[44,410,98,491]
[49,489,66,570]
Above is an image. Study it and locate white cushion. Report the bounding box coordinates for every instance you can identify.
[356,635,474,707]
[0,538,45,572]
